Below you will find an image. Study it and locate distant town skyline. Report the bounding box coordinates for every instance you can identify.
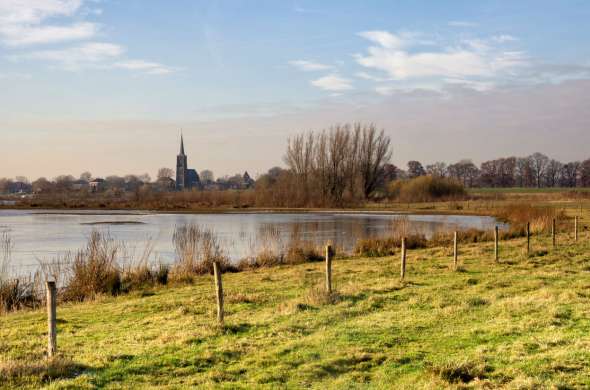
[1,0,590,179]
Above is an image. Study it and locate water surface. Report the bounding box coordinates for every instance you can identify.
[0,209,504,275]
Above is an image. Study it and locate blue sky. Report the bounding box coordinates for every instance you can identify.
[1,1,590,179]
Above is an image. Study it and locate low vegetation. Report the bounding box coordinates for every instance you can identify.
[1,227,589,388]
[388,176,466,202]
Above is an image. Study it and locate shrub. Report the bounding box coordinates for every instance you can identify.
[62,231,122,301]
[0,278,40,313]
[389,176,466,202]
[170,224,233,282]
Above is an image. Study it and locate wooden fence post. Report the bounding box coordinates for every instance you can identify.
[494,226,499,262]
[575,216,578,242]
[213,261,224,325]
[400,237,407,280]
[552,218,556,247]
[453,231,458,270]
[325,244,332,294]
[526,222,531,256]
[46,281,57,358]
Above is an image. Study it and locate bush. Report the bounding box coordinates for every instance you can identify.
[170,224,234,282]
[62,231,122,301]
[389,176,466,202]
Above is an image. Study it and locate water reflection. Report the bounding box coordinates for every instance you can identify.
[0,209,505,274]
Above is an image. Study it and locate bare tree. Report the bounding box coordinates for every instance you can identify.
[407,161,426,179]
[529,152,549,188]
[358,124,392,198]
[426,162,447,177]
[544,159,562,187]
[80,171,92,182]
[199,170,214,183]
[157,167,174,180]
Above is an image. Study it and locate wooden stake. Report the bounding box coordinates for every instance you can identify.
[526,222,531,256]
[494,226,499,262]
[213,261,224,325]
[453,231,458,270]
[325,244,332,294]
[552,218,556,247]
[400,237,407,280]
[575,216,578,242]
[46,281,57,358]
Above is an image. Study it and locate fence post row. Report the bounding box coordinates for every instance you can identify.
[453,231,458,270]
[400,237,407,280]
[213,261,224,325]
[46,281,57,358]
[325,244,332,294]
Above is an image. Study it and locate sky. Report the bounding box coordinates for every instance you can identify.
[1,0,590,180]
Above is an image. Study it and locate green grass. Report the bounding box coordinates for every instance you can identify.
[2,232,590,388]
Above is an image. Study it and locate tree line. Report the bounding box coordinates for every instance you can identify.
[409,152,590,188]
[2,123,590,203]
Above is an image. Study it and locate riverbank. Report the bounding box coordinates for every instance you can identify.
[1,231,589,388]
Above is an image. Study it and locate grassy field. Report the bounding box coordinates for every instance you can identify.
[1,228,590,389]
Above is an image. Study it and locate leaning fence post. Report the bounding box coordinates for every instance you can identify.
[526,222,531,256]
[400,237,407,280]
[213,261,224,325]
[574,216,578,242]
[46,281,57,358]
[552,218,556,247]
[494,226,499,262]
[325,244,332,294]
[453,231,458,270]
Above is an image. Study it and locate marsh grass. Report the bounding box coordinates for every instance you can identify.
[170,224,234,282]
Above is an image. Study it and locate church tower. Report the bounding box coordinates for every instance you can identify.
[176,134,188,190]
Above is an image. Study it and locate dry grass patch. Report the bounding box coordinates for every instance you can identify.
[0,357,85,383]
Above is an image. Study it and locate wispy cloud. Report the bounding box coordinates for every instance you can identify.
[448,20,478,27]
[14,43,179,75]
[19,42,124,70]
[2,0,179,75]
[354,30,528,90]
[0,22,98,46]
[114,60,176,75]
[492,34,517,43]
[289,60,333,71]
[0,0,98,46]
[311,74,353,91]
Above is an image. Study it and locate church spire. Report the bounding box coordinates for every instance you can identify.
[179,131,185,155]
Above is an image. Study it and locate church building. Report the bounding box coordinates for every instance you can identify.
[176,134,201,190]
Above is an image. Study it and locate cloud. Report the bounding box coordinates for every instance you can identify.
[357,30,406,49]
[114,60,176,75]
[289,60,333,71]
[0,0,98,46]
[0,0,82,25]
[19,42,124,70]
[0,22,98,46]
[311,74,353,91]
[492,34,517,43]
[355,30,528,90]
[448,21,478,27]
[2,1,179,75]
[356,71,387,82]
